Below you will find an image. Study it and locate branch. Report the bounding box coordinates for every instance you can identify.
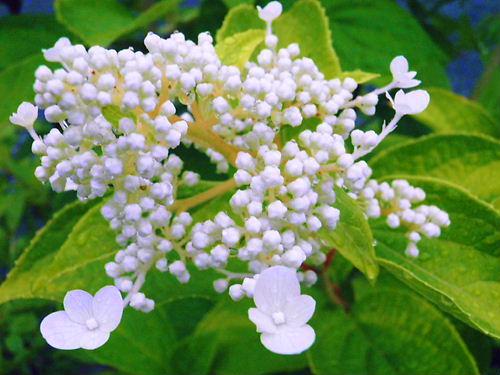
[171,178,237,213]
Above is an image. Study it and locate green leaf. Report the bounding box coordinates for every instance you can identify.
[0,200,96,304]
[101,105,135,128]
[196,299,307,375]
[317,187,379,281]
[0,15,70,72]
[327,252,354,285]
[372,176,500,338]
[172,331,218,375]
[77,284,217,375]
[324,0,450,87]
[308,288,479,375]
[217,0,342,78]
[222,0,253,8]
[368,133,414,159]
[55,0,180,46]
[0,55,45,136]
[370,134,500,203]
[77,303,177,375]
[272,0,341,78]
[216,4,264,42]
[177,180,220,199]
[340,70,380,84]
[4,191,26,232]
[216,29,266,69]
[474,46,500,121]
[414,88,499,137]
[191,192,234,223]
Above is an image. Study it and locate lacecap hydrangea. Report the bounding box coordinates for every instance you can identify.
[10,1,449,355]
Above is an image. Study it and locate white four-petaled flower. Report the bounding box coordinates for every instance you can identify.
[257,1,283,23]
[392,89,430,115]
[248,266,316,355]
[40,286,123,350]
[390,56,420,88]
[10,102,38,130]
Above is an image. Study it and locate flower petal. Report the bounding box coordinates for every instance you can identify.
[40,311,86,350]
[283,295,316,327]
[80,329,111,350]
[393,89,413,115]
[18,102,38,122]
[398,79,421,89]
[43,37,71,62]
[395,89,430,115]
[64,289,94,324]
[9,114,22,126]
[390,56,408,77]
[405,89,430,114]
[254,266,300,314]
[261,325,315,355]
[257,1,283,23]
[10,102,38,128]
[92,285,123,332]
[248,308,277,334]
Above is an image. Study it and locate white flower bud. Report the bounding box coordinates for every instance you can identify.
[229,284,244,301]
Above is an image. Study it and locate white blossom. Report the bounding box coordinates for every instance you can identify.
[10,102,39,139]
[40,286,123,350]
[248,266,316,355]
[392,89,430,115]
[390,55,420,89]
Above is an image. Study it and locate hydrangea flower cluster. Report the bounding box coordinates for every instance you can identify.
[11,1,449,355]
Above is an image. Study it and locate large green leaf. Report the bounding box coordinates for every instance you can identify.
[324,0,450,87]
[217,0,342,78]
[340,70,380,84]
[414,88,499,137]
[216,4,264,41]
[216,29,266,69]
[172,329,218,375]
[308,287,478,375]
[318,188,379,281]
[0,200,97,304]
[0,15,70,72]
[55,0,180,46]
[370,134,500,202]
[372,176,500,338]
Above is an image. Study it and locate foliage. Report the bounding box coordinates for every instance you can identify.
[0,0,499,374]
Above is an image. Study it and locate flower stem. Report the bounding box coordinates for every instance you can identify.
[123,272,146,307]
[321,249,350,312]
[187,122,241,166]
[216,268,253,280]
[171,178,237,213]
[352,113,402,160]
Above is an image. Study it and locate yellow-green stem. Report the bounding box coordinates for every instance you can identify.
[171,178,237,213]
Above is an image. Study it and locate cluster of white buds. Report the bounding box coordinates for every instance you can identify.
[11,0,450,355]
[210,39,364,150]
[188,133,349,289]
[355,179,450,257]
